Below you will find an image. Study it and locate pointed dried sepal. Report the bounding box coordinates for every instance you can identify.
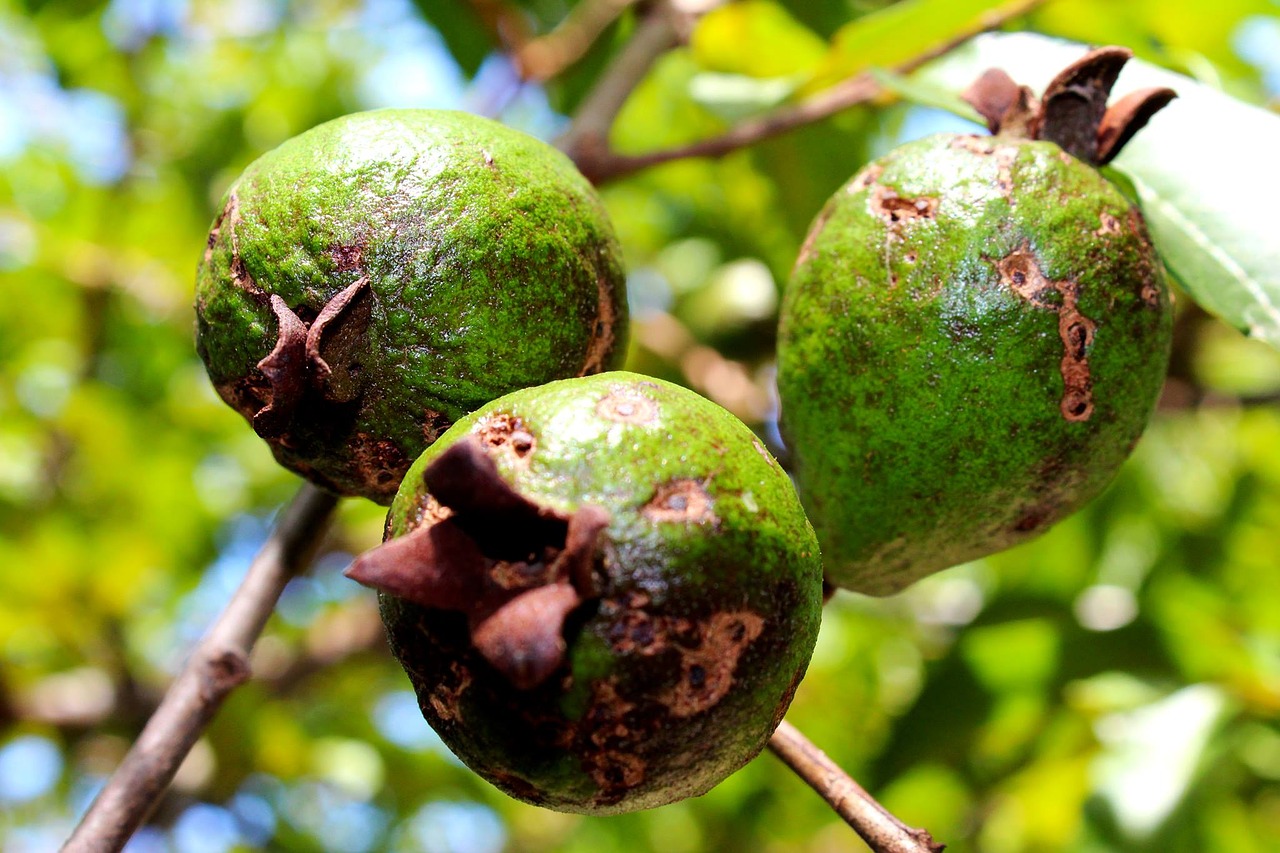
[963,68,1039,137]
[252,295,309,438]
[1039,46,1133,162]
[306,277,372,402]
[344,518,487,611]
[1095,86,1178,165]
[425,437,569,560]
[471,581,582,689]
[553,504,611,595]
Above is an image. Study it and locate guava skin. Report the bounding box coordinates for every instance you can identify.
[195,109,627,503]
[377,372,823,814]
[777,133,1173,595]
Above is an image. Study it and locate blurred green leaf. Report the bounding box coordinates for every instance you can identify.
[806,0,1038,92]
[690,1,827,79]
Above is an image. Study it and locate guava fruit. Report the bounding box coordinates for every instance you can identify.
[776,48,1176,595]
[195,109,627,503]
[345,372,823,813]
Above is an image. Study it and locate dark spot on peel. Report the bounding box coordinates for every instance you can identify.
[597,389,658,425]
[870,185,938,226]
[996,244,1096,421]
[643,479,716,525]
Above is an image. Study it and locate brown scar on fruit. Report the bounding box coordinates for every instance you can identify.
[348,431,412,497]
[422,408,452,444]
[577,678,647,802]
[597,388,659,425]
[221,193,265,298]
[996,245,1095,421]
[661,610,764,717]
[848,164,883,194]
[643,479,717,524]
[476,412,537,466]
[427,660,473,722]
[580,268,618,375]
[870,185,938,225]
[1095,212,1122,236]
[330,243,364,271]
[346,436,612,689]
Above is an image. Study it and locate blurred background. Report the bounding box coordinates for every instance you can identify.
[2,0,1280,850]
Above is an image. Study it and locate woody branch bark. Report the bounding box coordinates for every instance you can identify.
[768,721,945,853]
[567,0,1046,185]
[62,484,339,853]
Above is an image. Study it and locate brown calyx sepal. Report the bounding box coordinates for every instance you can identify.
[346,436,612,689]
[250,277,372,438]
[961,46,1177,166]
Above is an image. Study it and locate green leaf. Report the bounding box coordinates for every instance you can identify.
[917,32,1280,349]
[806,0,1038,92]
[690,0,828,79]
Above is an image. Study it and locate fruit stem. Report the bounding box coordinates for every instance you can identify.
[768,720,946,853]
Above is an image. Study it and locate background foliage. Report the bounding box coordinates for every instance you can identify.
[3,0,1280,851]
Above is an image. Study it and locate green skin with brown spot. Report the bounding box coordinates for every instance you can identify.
[380,372,823,813]
[195,109,627,503]
[777,133,1173,595]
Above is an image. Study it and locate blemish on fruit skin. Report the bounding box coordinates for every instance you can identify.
[581,269,619,376]
[660,610,764,717]
[475,412,536,464]
[221,193,265,298]
[597,389,659,424]
[996,245,1096,422]
[642,479,717,524]
[377,372,822,813]
[576,678,647,803]
[330,243,364,271]
[1095,212,1122,236]
[848,164,883,193]
[427,660,472,723]
[870,185,938,225]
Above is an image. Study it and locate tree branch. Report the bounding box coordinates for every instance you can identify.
[516,0,641,81]
[62,483,340,853]
[768,720,945,853]
[574,0,1046,184]
[557,0,689,166]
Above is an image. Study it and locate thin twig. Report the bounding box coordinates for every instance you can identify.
[768,720,945,853]
[62,484,340,853]
[516,0,640,81]
[557,0,687,166]
[576,0,1046,184]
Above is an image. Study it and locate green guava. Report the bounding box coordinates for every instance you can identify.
[777,50,1177,595]
[195,109,627,503]
[346,372,823,813]
[773,48,1172,591]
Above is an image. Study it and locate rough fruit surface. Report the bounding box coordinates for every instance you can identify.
[195,109,627,502]
[353,372,822,813]
[777,133,1173,595]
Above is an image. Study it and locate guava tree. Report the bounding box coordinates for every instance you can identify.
[2,2,1279,853]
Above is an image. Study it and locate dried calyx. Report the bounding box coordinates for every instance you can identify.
[253,278,372,438]
[962,46,1177,165]
[345,437,610,689]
